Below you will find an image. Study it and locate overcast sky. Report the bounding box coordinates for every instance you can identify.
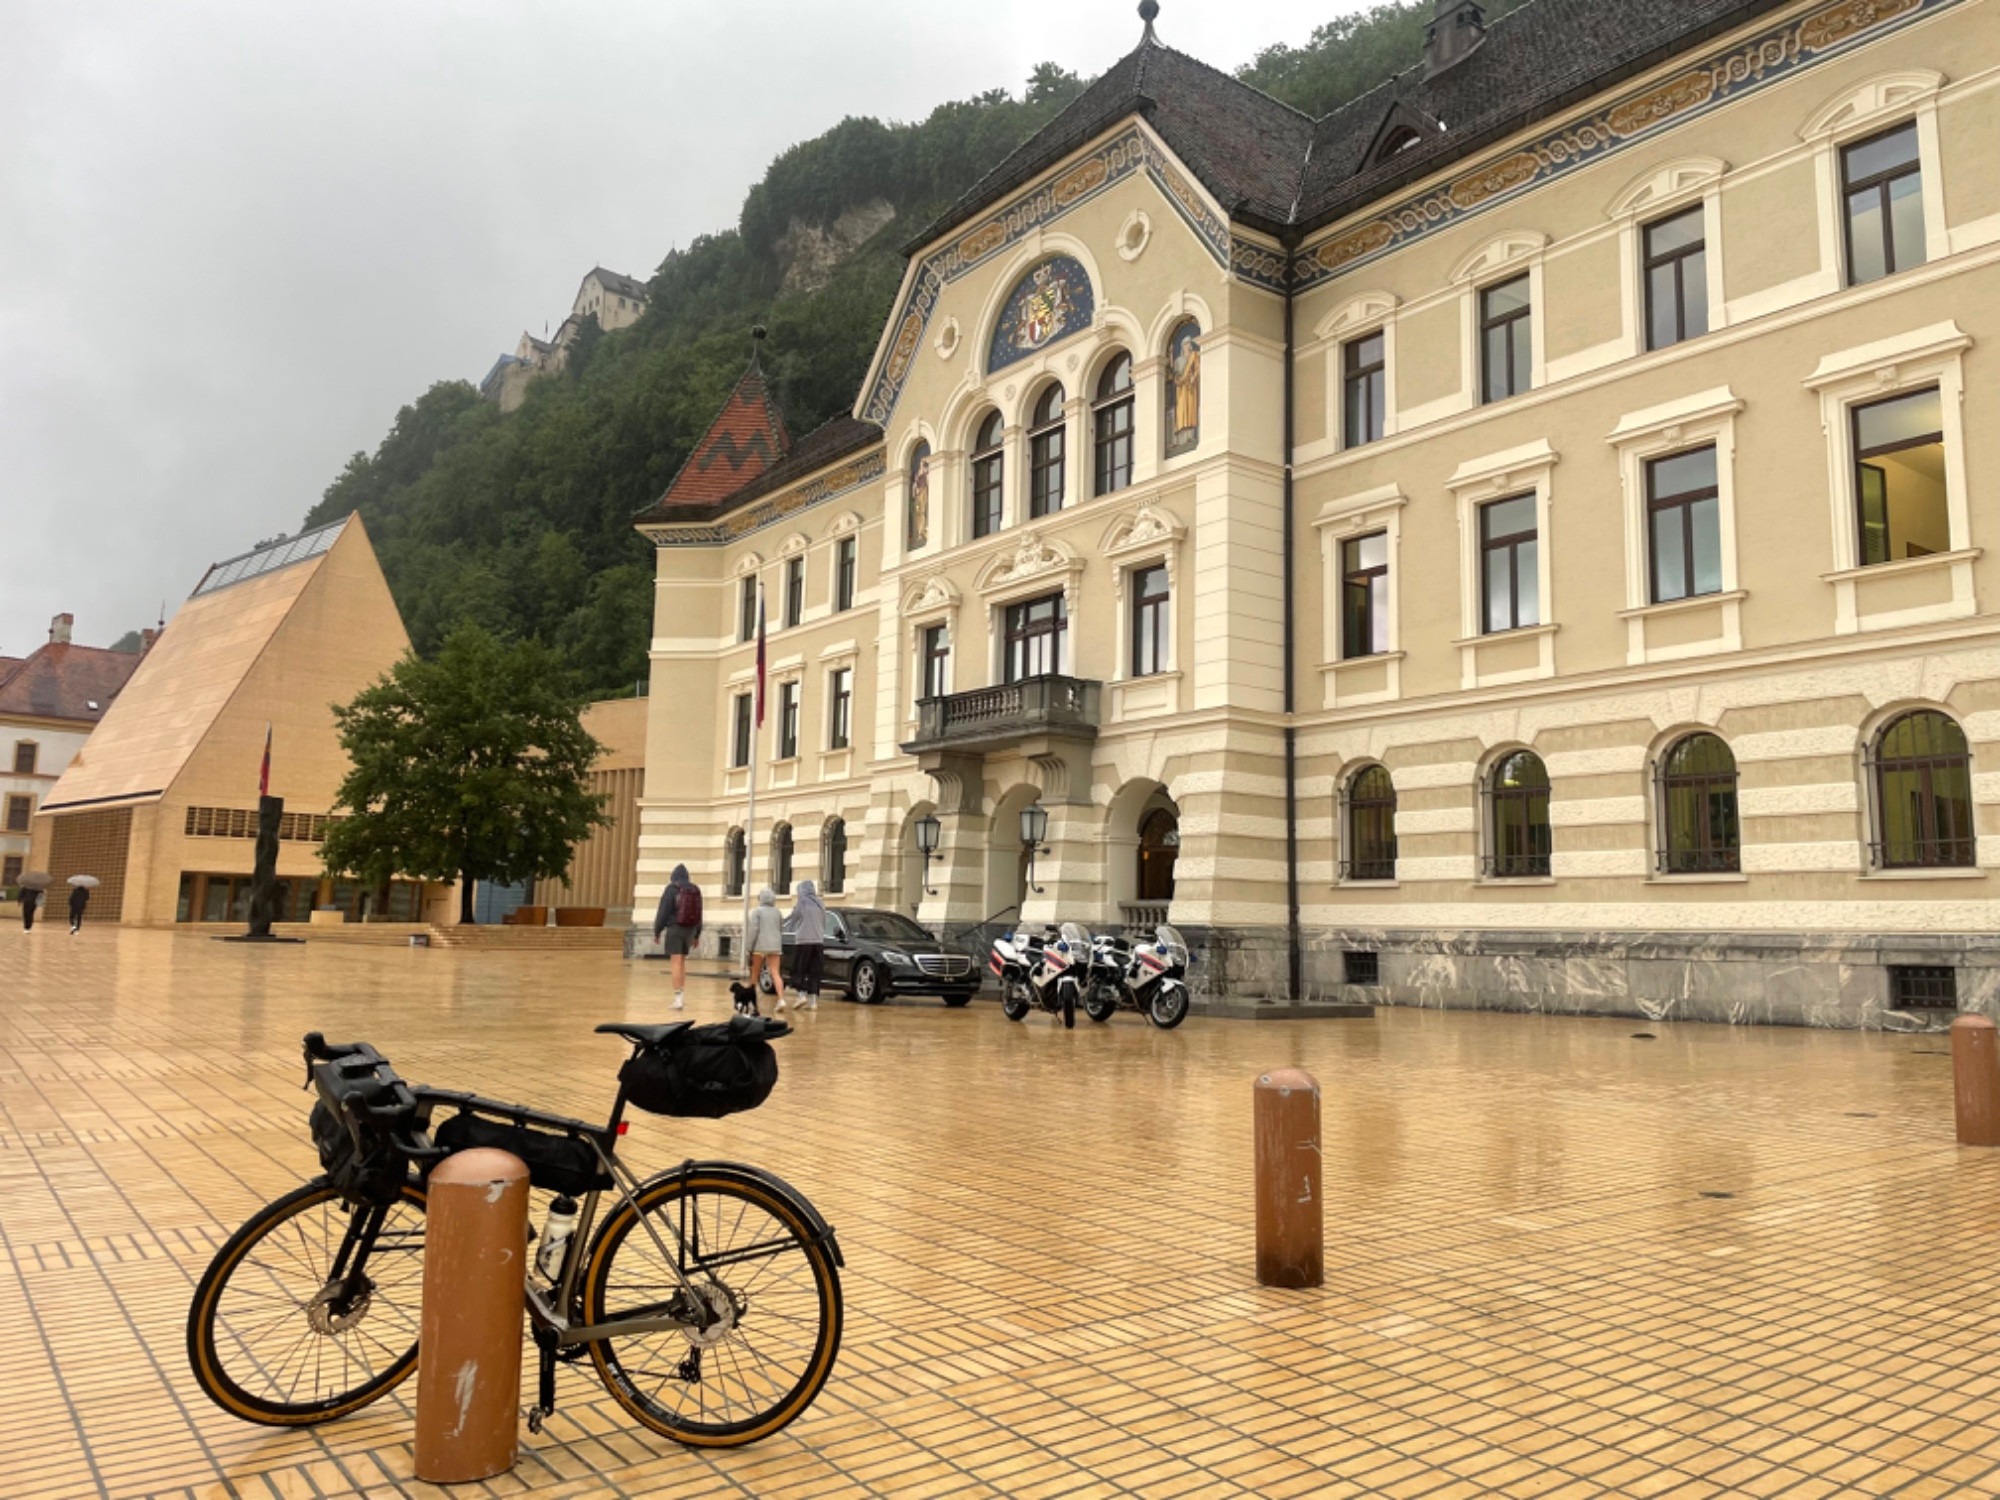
[0,0,1354,657]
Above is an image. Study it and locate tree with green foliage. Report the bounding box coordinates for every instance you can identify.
[321,625,610,924]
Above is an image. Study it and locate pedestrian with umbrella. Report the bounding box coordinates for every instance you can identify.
[17,871,51,931]
[67,874,98,935]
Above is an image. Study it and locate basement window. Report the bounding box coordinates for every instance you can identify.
[1344,951,1380,987]
[1889,965,1957,1011]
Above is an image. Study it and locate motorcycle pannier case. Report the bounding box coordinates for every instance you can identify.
[619,1015,786,1119]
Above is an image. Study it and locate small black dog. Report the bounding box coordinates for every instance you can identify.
[730,980,761,1018]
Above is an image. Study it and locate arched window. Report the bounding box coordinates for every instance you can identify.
[1164,320,1201,457]
[1657,733,1740,874]
[771,824,794,895]
[1345,765,1398,881]
[824,818,848,895]
[907,441,932,551]
[723,828,746,897]
[1873,711,1974,868]
[1093,353,1135,496]
[1487,751,1551,878]
[970,412,1004,539]
[1028,384,1066,518]
[1138,807,1179,902]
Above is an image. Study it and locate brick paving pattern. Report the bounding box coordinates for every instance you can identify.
[3,926,1999,1498]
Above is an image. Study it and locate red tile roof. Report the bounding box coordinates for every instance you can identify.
[653,365,791,508]
[0,642,143,725]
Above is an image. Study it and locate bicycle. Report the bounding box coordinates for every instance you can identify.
[185,1021,843,1448]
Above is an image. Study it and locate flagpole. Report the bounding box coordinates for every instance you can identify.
[742,583,763,977]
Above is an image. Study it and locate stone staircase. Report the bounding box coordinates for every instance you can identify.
[425,924,627,952]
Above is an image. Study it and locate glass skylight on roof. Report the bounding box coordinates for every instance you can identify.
[191,519,346,597]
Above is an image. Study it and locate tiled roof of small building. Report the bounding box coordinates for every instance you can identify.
[586,267,650,301]
[635,413,881,526]
[0,642,142,726]
[647,364,794,511]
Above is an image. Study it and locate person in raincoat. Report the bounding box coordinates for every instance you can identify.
[789,879,826,1012]
[68,882,90,935]
[652,862,703,1010]
[745,886,786,1011]
[18,886,40,931]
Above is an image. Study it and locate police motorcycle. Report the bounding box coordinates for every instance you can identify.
[989,922,1082,1028]
[1081,923,1193,1029]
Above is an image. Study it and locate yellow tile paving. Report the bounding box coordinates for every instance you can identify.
[4,925,2000,1498]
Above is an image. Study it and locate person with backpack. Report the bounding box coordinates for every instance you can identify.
[745,886,787,1012]
[652,863,703,1010]
[789,878,825,1012]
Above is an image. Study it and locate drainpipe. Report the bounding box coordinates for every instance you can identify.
[1282,253,1303,1005]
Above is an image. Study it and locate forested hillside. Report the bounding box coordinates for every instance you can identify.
[304,0,1525,696]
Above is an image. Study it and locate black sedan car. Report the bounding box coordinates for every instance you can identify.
[762,906,981,1005]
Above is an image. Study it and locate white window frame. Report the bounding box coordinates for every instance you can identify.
[1316,291,1400,450]
[1098,503,1186,721]
[1801,71,1949,290]
[1804,321,1975,635]
[1314,485,1406,708]
[1448,440,1559,689]
[1607,386,1746,666]
[824,664,855,752]
[902,574,961,725]
[772,675,803,765]
[1452,233,1547,408]
[974,534,1083,684]
[1607,158,1728,360]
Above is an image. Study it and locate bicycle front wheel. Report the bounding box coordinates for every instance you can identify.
[187,1177,426,1425]
[583,1167,841,1447]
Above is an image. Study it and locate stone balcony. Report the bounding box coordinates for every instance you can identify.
[902,675,1101,755]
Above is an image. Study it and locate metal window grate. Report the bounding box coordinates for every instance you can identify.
[1344,951,1380,987]
[1889,965,1957,1011]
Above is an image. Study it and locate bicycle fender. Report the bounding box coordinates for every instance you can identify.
[649,1160,844,1269]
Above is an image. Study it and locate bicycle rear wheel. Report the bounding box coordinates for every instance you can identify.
[187,1177,426,1424]
[582,1166,841,1447]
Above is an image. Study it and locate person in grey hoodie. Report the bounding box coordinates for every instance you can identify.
[789,879,826,1012]
[653,863,702,1010]
[745,886,786,1011]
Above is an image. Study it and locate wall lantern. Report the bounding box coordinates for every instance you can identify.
[914,813,942,896]
[1020,804,1050,895]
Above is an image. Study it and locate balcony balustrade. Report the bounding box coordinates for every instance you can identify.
[905,675,1101,753]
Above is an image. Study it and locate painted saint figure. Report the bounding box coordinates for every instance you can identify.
[907,442,931,550]
[1167,321,1201,453]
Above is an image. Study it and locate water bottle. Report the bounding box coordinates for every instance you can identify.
[536,1196,579,1281]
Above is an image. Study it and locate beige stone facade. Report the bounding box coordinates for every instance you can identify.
[631,0,2000,1025]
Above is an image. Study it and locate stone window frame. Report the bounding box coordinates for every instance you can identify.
[825,511,863,614]
[1098,504,1186,722]
[1317,291,1401,451]
[1803,321,1975,635]
[1606,157,1728,359]
[1857,701,1988,880]
[1314,484,1406,709]
[1338,760,1400,889]
[1447,441,1559,690]
[1451,232,1548,409]
[1799,71,1950,289]
[901,576,961,725]
[974,537,1085,686]
[1607,386,1747,667]
[12,739,39,776]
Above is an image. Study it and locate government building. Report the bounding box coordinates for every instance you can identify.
[629,0,2000,1027]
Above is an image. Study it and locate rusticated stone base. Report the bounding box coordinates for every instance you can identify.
[1178,925,2000,1031]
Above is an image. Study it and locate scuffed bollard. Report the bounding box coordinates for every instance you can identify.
[1951,1015,2000,1147]
[1254,1068,1323,1288]
[415,1148,529,1482]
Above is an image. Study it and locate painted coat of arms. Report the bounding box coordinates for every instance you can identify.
[988,255,1095,374]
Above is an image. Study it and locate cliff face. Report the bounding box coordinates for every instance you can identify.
[777,199,898,296]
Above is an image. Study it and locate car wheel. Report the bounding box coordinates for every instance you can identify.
[851,960,882,1005]
[942,990,973,1008]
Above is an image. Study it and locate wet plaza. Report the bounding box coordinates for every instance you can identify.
[4,927,2000,1499]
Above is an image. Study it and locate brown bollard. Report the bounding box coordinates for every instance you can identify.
[1951,1015,2000,1146]
[415,1148,529,1483]
[1254,1067,1323,1289]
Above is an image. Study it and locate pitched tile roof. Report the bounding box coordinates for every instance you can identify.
[0,642,142,726]
[585,267,649,301]
[649,364,794,510]
[634,414,881,526]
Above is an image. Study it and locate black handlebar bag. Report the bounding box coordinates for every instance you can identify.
[309,1049,415,1207]
[619,1015,787,1119]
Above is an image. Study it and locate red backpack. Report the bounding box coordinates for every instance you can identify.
[675,883,703,928]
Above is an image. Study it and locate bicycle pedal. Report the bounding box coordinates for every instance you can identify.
[526,1405,549,1435]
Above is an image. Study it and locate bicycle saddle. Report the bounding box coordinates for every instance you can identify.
[595,1021,694,1047]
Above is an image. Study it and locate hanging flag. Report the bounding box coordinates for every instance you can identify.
[754,587,767,727]
[259,723,272,797]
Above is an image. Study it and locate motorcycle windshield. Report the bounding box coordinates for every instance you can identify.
[1059,921,1092,949]
[1157,924,1190,967]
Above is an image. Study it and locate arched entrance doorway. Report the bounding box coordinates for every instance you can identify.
[985,784,1042,923]
[1137,807,1179,902]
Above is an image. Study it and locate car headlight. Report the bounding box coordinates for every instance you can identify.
[882,949,915,966]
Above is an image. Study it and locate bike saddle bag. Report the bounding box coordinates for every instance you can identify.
[618,1014,787,1119]
[431,1111,613,1197]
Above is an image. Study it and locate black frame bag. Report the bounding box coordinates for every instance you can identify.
[619,1015,786,1119]
[431,1111,612,1196]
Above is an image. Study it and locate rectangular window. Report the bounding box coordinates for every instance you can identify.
[731,693,753,769]
[834,537,856,613]
[1340,532,1389,659]
[921,625,950,701]
[777,681,800,761]
[3,794,31,834]
[1842,122,1925,286]
[1030,424,1065,519]
[1643,206,1708,350]
[2,855,22,889]
[1853,386,1947,566]
[1480,275,1532,404]
[971,452,1003,538]
[1480,494,1539,633]
[12,741,36,775]
[1343,951,1379,986]
[1343,332,1386,447]
[1130,565,1169,678]
[739,577,758,643]
[1004,593,1066,683]
[828,667,853,750]
[1646,446,1722,603]
[783,557,805,628]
